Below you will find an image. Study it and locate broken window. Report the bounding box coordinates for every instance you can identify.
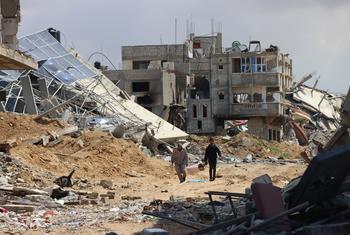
[161,60,167,67]
[194,76,210,99]
[203,104,208,118]
[218,91,225,100]
[266,87,279,102]
[132,82,150,92]
[233,93,250,103]
[232,58,241,73]
[197,120,202,130]
[136,95,152,104]
[254,57,267,72]
[218,64,223,70]
[241,57,250,73]
[193,41,201,49]
[253,93,263,102]
[193,104,197,118]
[132,61,150,70]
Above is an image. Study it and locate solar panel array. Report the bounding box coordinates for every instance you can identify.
[19,30,97,84]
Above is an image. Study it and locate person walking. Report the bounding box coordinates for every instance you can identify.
[203,137,222,181]
[171,143,188,183]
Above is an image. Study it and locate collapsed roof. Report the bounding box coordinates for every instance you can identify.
[0,29,188,141]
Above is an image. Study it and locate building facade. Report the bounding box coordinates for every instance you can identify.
[104,33,293,141]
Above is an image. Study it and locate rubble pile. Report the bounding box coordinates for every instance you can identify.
[144,145,350,235]
[0,113,172,233]
[188,132,306,160]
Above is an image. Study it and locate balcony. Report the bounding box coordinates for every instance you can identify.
[231,73,280,87]
[231,102,284,118]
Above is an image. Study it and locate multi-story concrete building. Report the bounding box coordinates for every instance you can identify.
[103,44,191,116]
[104,33,293,141]
[187,37,292,140]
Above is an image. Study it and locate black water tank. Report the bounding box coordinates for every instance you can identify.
[48,28,61,42]
[94,61,102,69]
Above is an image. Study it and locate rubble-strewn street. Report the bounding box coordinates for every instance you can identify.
[0,112,307,234]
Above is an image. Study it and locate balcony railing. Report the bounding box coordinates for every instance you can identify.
[231,102,284,117]
[231,73,280,87]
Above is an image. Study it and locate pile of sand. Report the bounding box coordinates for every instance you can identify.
[0,112,65,142]
[10,131,170,180]
[189,132,305,159]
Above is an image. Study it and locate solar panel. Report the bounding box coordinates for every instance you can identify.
[19,30,97,84]
[0,70,22,82]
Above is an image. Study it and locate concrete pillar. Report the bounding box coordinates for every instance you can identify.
[38,78,50,98]
[20,76,38,114]
[0,102,5,112]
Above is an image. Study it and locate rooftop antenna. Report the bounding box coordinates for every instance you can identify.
[186,19,189,39]
[160,34,163,45]
[175,18,177,44]
[217,21,222,33]
[211,18,214,36]
[190,14,194,34]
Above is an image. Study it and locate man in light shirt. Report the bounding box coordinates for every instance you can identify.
[172,143,188,183]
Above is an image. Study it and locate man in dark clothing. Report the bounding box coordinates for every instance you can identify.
[203,137,222,181]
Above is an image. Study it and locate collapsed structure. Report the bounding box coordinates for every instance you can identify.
[0,28,188,145]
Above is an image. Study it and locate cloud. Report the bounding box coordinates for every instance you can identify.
[19,0,350,93]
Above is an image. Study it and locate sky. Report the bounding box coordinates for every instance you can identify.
[20,0,350,93]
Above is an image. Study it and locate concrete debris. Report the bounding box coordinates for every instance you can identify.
[100,180,113,189]
[144,143,350,234]
[243,154,253,163]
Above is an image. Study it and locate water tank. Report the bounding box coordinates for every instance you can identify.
[47,28,61,42]
[94,61,102,69]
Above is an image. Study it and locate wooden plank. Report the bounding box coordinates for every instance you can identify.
[0,204,36,213]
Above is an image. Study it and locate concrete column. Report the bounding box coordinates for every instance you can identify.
[20,76,38,114]
[0,102,5,112]
[38,78,50,98]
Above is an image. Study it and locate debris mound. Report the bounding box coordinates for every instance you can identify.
[10,131,169,182]
[189,132,305,159]
[0,112,65,141]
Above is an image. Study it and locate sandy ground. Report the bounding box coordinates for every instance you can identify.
[11,162,306,235]
[0,113,307,235]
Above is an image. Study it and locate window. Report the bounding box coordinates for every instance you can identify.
[241,57,267,73]
[132,60,150,70]
[136,95,152,104]
[254,57,267,72]
[232,58,241,73]
[241,57,250,73]
[203,105,208,118]
[197,120,202,130]
[193,41,201,48]
[218,64,223,70]
[233,93,250,103]
[266,87,279,102]
[193,104,197,118]
[253,93,263,102]
[132,82,150,92]
[218,92,225,100]
[161,60,167,67]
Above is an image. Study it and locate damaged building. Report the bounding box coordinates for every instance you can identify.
[104,33,293,140]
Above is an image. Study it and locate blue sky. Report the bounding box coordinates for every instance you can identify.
[20,0,350,93]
